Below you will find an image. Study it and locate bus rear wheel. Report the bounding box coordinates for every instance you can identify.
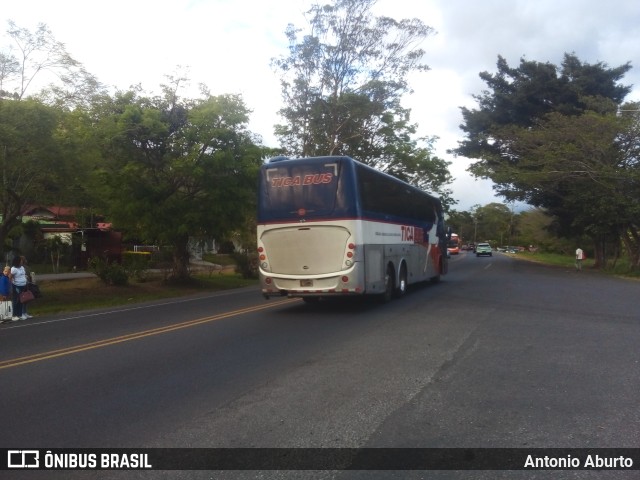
[395,263,407,297]
[381,264,395,303]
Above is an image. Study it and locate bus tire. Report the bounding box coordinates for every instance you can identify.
[430,257,442,283]
[395,263,408,297]
[381,264,395,303]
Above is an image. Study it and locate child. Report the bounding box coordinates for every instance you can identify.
[0,266,12,322]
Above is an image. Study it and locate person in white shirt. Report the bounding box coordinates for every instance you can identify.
[575,247,584,271]
[10,256,28,320]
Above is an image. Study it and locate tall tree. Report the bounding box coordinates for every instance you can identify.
[272,0,453,203]
[0,99,67,254]
[93,82,264,280]
[1,20,102,107]
[454,53,636,267]
[456,53,631,194]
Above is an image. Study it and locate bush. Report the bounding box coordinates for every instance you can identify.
[233,251,258,279]
[88,257,129,286]
[122,251,151,281]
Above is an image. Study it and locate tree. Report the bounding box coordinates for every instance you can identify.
[457,53,631,191]
[616,104,640,268]
[0,98,68,255]
[1,21,102,107]
[445,209,475,244]
[93,82,264,280]
[272,0,454,203]
[474,203,515,246]
[454,53,636,267]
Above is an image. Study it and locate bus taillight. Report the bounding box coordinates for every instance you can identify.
[258,247,268,270]
[345,242,356,266]
[341,276,349,283]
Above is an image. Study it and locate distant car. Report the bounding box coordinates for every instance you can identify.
[476,243,492,257]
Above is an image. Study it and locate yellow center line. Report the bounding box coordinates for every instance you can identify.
[0,298,298,370]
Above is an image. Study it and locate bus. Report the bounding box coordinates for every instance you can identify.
[257,156,449,302]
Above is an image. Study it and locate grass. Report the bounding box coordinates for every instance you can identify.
[202,253,237,267]
[509,251,640,278]
[514,251,592,268]
[29,272,258,316]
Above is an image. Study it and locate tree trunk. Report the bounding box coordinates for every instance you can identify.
[171,234,191,281]
[592,235,606,269]
[622,224,640,270]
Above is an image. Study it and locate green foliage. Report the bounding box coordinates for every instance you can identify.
[233,251,258,279]
[456,53,639,268]
[91,84,265,281]
[0,99,66,258]
[447,203,518,245]
[88,257,129,286]
[2,21,103,105]
[122,252,151,282]
[271,0,453,203]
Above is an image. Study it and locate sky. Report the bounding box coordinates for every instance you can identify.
[3,0,640,211]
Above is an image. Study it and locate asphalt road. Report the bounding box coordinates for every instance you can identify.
[0,252,638,479]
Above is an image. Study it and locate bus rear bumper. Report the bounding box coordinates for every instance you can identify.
[262,289,364,300]
[260,271,362,299]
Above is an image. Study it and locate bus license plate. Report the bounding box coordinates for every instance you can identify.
[300,280,313,287]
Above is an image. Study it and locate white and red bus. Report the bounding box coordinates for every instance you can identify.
[257,156,449,302]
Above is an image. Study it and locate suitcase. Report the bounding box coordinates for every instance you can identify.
[0,300,13,321]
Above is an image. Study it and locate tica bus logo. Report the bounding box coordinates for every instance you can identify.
[401,226,424,243]
[271,173,333,187]
[401,225,415,242]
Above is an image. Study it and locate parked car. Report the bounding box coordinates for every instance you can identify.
[476,243,492,257]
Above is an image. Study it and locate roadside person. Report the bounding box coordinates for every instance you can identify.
[575,247,584,271]
[10,256,28,321]
[20,256,33,318]
[0,266,11,322]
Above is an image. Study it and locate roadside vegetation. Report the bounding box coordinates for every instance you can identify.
[29,272,257,316]
[23,253,256,316]
[512,251,640,279]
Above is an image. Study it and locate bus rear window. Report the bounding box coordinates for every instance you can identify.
[260,161,344,219]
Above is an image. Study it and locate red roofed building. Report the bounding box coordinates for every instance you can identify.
[18,205,120,268]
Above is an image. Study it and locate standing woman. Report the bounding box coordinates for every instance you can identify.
[20,256,33,318]
[10,256,28,321]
